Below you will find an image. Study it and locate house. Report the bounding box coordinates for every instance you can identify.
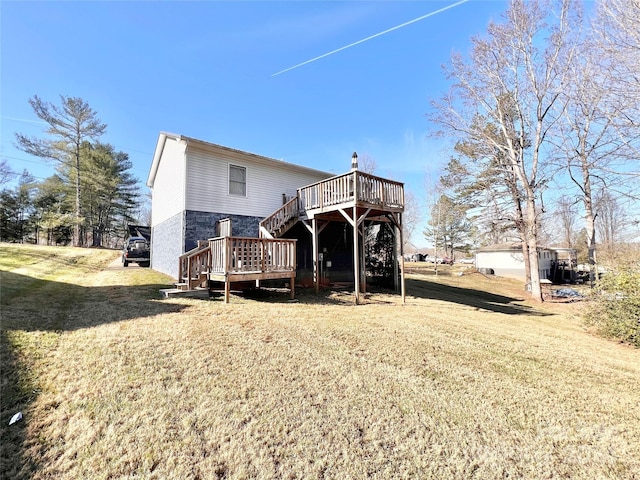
[475,243,576,281]
[146,132,332,279]
[146,133,406,303]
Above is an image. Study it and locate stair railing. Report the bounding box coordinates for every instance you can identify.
[259,196,300,237]
[178,240,211,287]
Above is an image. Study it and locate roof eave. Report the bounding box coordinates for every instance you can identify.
[179,135,332,178]
[146,132,181,188]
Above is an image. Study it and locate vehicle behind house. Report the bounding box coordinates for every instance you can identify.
[122,236,150,267]
[458,257,475,264]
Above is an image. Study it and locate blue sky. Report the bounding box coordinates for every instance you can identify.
[1,0,508,247]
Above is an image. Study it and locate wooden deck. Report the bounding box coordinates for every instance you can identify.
[299,171,404,217]
[178,236,296,303]
[177,169,405,304]
[259,170,405,304]
[260,171,404,238]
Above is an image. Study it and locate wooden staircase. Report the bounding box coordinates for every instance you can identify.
[259,196,301,239]
[176,241,211,290]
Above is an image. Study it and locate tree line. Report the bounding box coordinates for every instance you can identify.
[424,0,639,301]
[1,96,143,247]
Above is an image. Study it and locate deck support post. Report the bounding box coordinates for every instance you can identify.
[400,222,405,304]
[312,217,319,294]
[394,224,399,293]
[290,239,297,300]
[360,221,366,294]
[388,212,405,304]
[353,206,360,305]
[224,275,230,304]
[224,237,231,303]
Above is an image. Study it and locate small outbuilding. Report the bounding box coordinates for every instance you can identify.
[475,243,576,281]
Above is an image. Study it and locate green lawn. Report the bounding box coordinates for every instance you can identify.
[1,244,639,479]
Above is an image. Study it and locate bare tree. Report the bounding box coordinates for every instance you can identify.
[15,95,107,246]
[0,159,16,186]
[401,190,420,251]
[357,154,378,175]
[595,189,627,254]
[592,0,640,129]
[553,195,579,248]
[551,1,640,283]
[429,0,580,300]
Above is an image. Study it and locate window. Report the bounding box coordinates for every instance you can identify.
[229,164,246,196]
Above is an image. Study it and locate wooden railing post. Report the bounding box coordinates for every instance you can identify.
[290,240,296,300]
[224,237,231,303]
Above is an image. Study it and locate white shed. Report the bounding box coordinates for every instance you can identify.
[475,243,558,280]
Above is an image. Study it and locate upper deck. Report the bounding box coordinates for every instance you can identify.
[260,171,404,237]
[298,170,404,217]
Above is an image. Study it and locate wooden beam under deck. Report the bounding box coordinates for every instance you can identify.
[209,270,296,303]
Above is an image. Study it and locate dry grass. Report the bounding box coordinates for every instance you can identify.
[1,244,639,479]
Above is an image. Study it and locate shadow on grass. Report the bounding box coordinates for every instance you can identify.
[213,276,546,315]
[0,329,37,479]
[0,270,189,479]
[214,285,357,306]
[405,277,551,316]
[1,270,188,332]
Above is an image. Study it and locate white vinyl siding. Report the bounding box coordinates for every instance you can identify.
[229,164,247,196]
[150,138,186,226]
[476,249,557,280]
[185,146,330,217]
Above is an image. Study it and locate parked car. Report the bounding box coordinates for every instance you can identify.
[122,236,150,267]
[458,257,475,264]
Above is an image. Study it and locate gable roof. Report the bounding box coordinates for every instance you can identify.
[477,243,572,253]
[146,132,333,188]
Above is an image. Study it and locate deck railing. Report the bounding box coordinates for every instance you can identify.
[259,196,300,237]
[217,218,232,237]
[298,171,404,212]
[209,236,297,274]
[356,172,404,209]
[178,240,211,285]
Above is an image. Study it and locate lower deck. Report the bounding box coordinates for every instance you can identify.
[178,236,296,303]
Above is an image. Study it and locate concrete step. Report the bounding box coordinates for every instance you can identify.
[160,288,210,299]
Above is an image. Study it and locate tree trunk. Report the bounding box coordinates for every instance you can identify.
[581,160,598,286]
[92,226,103,248]
[75,145,82,247]
[514,195,531,286]
[521,241,531,286]
[526,197,543,302]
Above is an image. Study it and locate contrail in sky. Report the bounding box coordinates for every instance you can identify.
[272,0,470,77]
[1,116,47,125]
